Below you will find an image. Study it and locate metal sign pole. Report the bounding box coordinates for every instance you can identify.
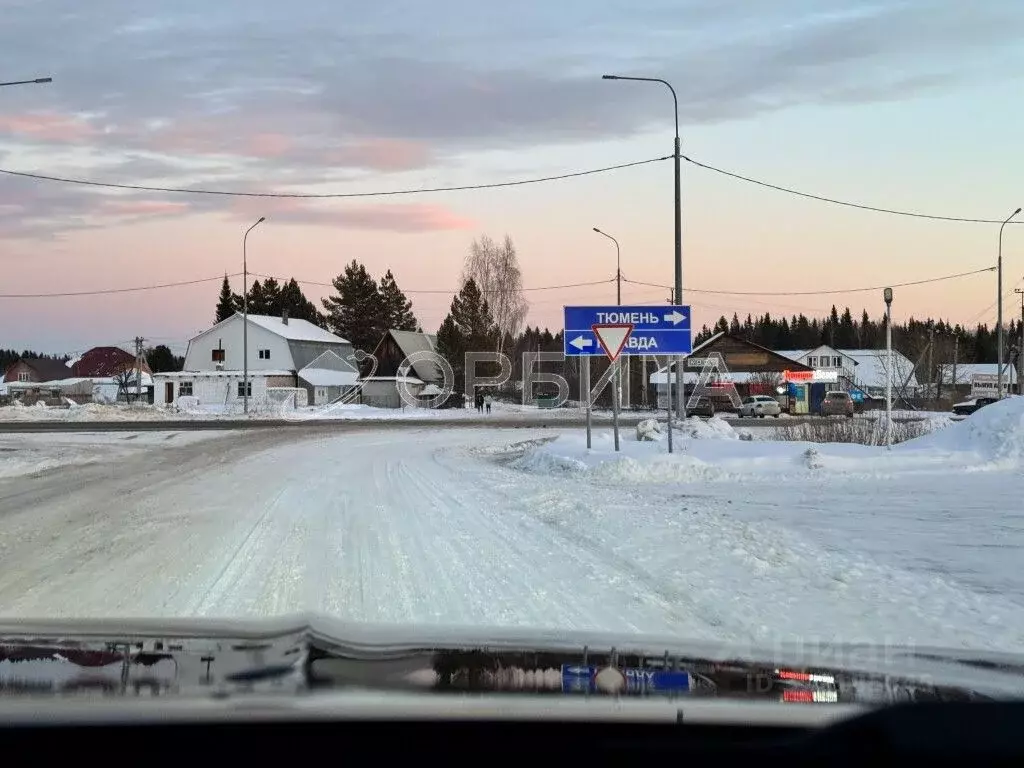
[612,359,621,452]
[666,357,674,454]
[584,356,592,450]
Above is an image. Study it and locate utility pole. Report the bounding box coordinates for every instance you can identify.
[134,336,145,404]
[1016,288,1024,394]
[998,208,1021,399]
[952,336,959,400]
[927,327,934,403]
[884,288,893,450]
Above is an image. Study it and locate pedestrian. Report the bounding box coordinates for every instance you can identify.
[485,394,492,414]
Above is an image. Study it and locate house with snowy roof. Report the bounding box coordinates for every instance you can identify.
[153,310,358,407]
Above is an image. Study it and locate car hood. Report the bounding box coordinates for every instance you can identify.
[0,614,1021,704]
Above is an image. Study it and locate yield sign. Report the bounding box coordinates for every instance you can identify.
[591,323,633,362]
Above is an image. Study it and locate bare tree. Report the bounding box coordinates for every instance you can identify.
[112,368,139,402]
[463,234,529,356]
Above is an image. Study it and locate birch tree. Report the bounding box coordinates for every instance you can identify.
[463,234,528,356]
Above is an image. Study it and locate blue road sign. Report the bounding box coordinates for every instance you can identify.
[563,305,692,358]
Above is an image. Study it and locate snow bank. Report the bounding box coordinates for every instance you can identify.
[900,396,1024,464]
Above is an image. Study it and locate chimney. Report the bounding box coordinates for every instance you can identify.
[282,308,289,325]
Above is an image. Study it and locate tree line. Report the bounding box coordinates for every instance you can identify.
[696,306,1017,367]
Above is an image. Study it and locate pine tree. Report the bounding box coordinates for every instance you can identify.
[378,270,420,332]
[215,275,236,323]
[321,260,384,353]
[436,278,498,396]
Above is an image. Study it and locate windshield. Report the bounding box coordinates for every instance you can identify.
[1,0,1022,703]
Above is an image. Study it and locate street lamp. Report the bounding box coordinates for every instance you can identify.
[883,287,893,450]
[998,207,1021,399]
[592,227,621,305]
[242,216,266,415]
[602,73,685,420]
[1016,286,1024,395]
[0,77,52,88]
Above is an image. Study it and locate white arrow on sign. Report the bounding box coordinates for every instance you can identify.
[569,335,593,351]
[664,310,687,325]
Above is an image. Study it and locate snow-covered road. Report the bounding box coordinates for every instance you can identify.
[1,423,1022,654]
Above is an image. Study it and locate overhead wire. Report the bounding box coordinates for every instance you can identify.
[621,266,995,297]
[0,156,671,198]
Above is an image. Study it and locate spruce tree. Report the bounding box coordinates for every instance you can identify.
[321,260,384,353]
[378,270,420,332]
[215,275,236,323]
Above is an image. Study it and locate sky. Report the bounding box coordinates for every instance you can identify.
[1,0,1023,356]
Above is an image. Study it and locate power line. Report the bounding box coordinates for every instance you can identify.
[621,265,994,296]
[2,151,1021,226]
[682,156,1024,226]
[0,156,671,198]
[0,273,241,299]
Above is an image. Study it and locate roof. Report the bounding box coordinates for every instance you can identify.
[152,370,294,378]
[297,368,360,387]
[774,349,810,361]
[384,330,441,382]
[239,313,349,345]
[5,357,73,382]
[71,346,146,377]
[838,349,919,389]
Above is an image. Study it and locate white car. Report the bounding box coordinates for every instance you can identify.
[737,395,782,418]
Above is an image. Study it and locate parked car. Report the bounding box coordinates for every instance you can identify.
[737,395,782,418]
[820,390,854,418]
[687,397,715,418]
[952,396,999,416]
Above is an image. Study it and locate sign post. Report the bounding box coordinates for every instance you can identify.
[564,305,692,454]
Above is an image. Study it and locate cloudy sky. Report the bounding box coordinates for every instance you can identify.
[1,0,1023,355]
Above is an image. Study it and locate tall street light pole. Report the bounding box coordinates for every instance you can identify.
[1016,286,1024,395]
[884,288,893,450]
[998,207,1021,399]
[593,227,623,414]
[602,73,684,419]
[592,227,621,305]
[242,216,266,415]
[0,77,52,88]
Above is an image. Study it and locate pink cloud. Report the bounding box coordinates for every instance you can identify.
[0,112,98,142]
[102,200,191,216]
[243,132,293,158]
[228,198,474,233]
[325,139,434,172]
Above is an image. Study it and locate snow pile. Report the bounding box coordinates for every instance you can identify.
[636,418,662,441]
[679,415,738,440]
[900,396,1024,464]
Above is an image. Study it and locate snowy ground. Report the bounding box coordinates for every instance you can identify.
[0,399,1022,657]
[0,431,237,480]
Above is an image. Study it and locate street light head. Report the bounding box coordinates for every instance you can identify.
[601,74,619,80]
[592,227,601,233]
[883,287,893,304]
[257,216,266,223]
[1014,207,1022,216]
[34,77,52,84]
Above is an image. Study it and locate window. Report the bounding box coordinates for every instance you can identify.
[258,349,270,360]
[211,349,225,362]
[178,381,193,397]
[17,372,29,382]
[237,381,252,397]
[808,357,817,367]
[833,356,842,368]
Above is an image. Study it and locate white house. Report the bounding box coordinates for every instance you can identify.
[775,344,921,398]
[154,311,355,407]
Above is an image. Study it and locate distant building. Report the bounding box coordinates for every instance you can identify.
[2,357,72,384]
[71,346,150,378]
[154,310,355,407]
[359,330,442,408]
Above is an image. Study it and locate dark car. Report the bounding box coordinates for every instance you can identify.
[952,396,999,416]
[687,397,715,418]
[820,390,854,418]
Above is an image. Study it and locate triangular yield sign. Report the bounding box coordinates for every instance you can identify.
[591,323,633,362]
